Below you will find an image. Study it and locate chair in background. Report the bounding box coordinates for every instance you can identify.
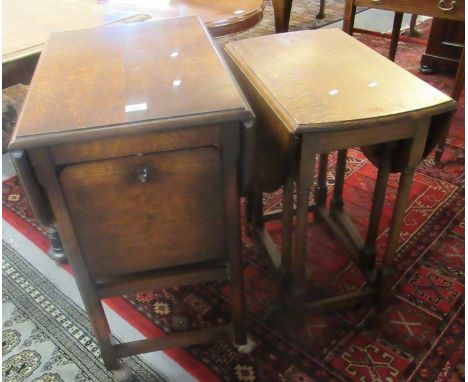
[272,0,326,33]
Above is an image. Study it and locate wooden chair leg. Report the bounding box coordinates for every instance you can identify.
[389,12,403,61]
[361,144,391,272]
[272,0,293,33]
[409,14,421,37]
[377,120,430,308]
[331,150,347,213]
[316,0,326,19]
[342,1,356,35]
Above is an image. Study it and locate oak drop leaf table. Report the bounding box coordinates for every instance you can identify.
[225,29,456,318]
[9,17,254,378]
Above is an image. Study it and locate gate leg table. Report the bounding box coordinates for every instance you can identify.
[9,17,254,378]
[225,29,456,319]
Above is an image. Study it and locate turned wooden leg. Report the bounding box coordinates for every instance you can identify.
[389,12,403,61]
[434,125,450,166]
[377,120,430,308]
[409,14,421,37]
[316,0,326,19]
[230,247,247,346]
[293,144,316,292]
[342,1,356,35]
[331,150,347,213]
[272,0,293,33]
[315,153,329,207]
[361,144,391,273]
[47,224,67,263]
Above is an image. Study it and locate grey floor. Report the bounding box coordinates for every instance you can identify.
[324,8,427,32]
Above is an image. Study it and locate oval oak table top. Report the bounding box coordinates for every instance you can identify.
[225,28,455,133]
[3,0,264,64]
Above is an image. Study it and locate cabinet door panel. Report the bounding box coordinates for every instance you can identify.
[60,147,226,279]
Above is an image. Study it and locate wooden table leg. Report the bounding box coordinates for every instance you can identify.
[222,128,246,346]
[377,120,430,308]
[389,12,403,61]
[316,0,326,19]
[47,224,67,263]
[272,0,293,33]
[331,149,347,212]
[342,0,356,35]
[247,186,264,233]
[315,153,329,207]
[360,144,391,273]
[409,14,421,37]
[293,142,316,292]
[281,164,295,275]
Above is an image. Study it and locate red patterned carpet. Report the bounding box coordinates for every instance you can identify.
[3,23,464,382]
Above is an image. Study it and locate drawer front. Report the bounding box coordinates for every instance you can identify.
[60,147,226,279]
[354,0,464,21]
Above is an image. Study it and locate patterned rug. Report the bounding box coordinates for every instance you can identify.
[218,0,353,44]
[2,17,465,382]
[2,242,166,382]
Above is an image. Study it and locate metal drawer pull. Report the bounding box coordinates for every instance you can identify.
[371,0,382,3]
[437,0,457,12]
[137,167,149,183]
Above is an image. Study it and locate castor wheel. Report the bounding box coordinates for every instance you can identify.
[112,365,133,382]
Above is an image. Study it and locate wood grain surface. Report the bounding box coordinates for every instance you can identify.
[2,0,148,62]
[3,0,264,63]
[10,17,252,149]
[60,147,226,279]
[225,28,455,132]
[99,0,265,36]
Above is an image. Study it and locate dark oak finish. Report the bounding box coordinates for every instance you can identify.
[9,17,254,375]
[420,18,464,73]
[225,29,456,319]
[422,19,465,164]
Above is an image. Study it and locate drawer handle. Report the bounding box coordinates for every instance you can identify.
[437,0,457,12]
[137,167,149,183]
[371,0,382,3]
